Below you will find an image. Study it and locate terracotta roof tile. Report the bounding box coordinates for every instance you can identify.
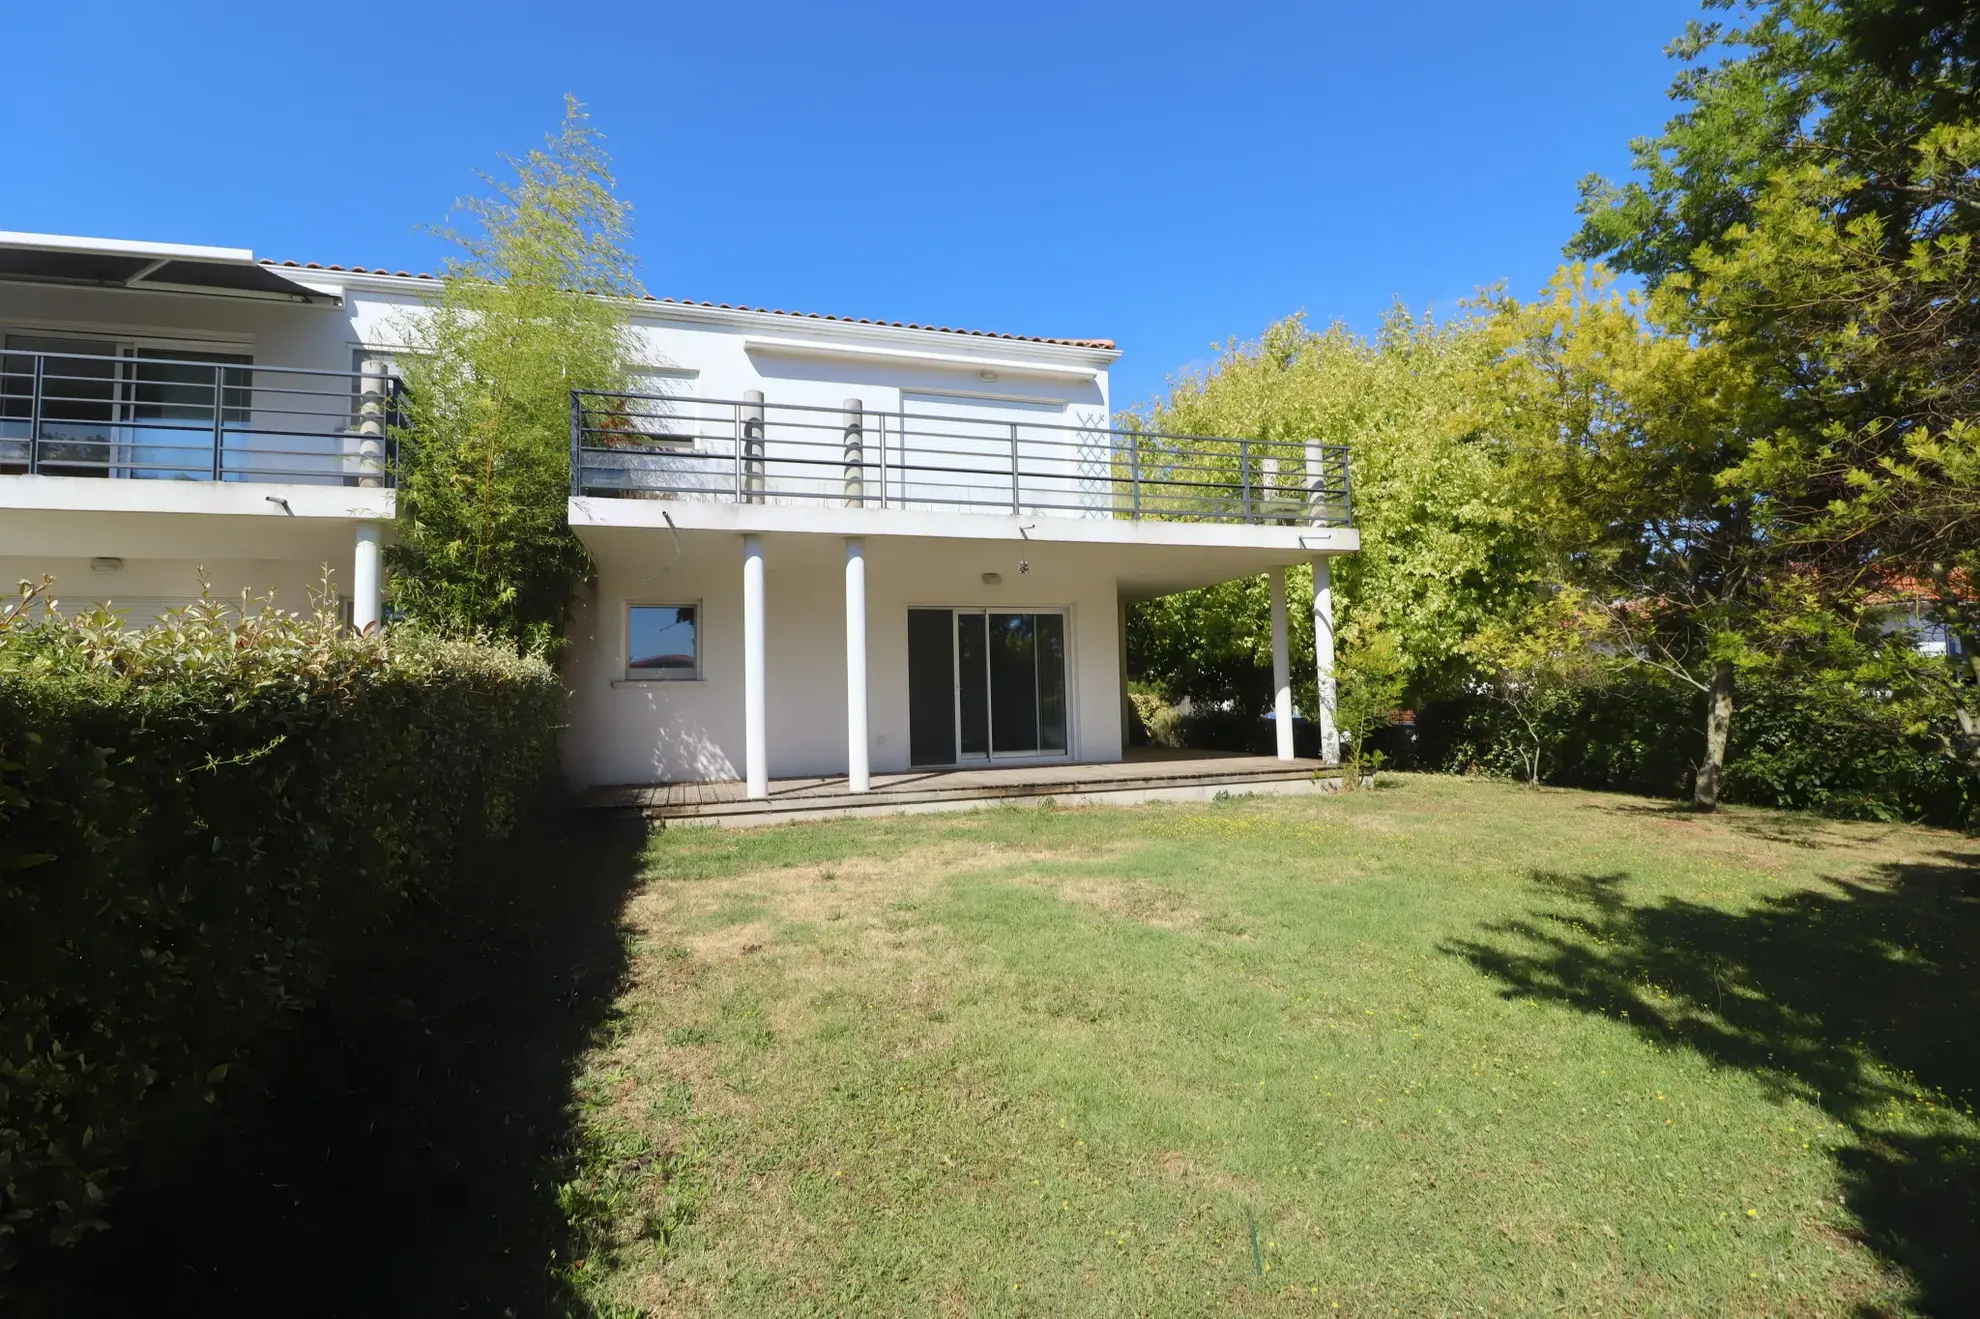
[261,259,1114,350]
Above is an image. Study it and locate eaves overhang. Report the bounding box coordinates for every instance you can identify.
[0,232,340,306]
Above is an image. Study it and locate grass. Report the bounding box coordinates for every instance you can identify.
[557,775,1979,1317]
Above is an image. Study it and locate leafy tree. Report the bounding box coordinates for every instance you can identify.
[1466,591,1604,787]
[1127,308,1542,715]
[389,97,642,650]
[1487,265,1805,810]
[1573,0,1980,779]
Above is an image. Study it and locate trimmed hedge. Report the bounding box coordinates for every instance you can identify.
[1409,671,1979,830]
[0,593,562,1273]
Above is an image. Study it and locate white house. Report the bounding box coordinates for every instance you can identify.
[0,230,1359,804]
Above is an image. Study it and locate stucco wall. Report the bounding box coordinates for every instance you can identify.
[562,532,1125,787]
[0,555,338,624]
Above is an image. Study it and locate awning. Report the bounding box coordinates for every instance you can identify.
[0,231,339,305]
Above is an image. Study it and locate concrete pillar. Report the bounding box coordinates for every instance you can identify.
[1312,557,1339,764]
[742,390,766,503]
[352,521,382,632]
[357,357,389,488]
[845,537,870,792]
[1269,566,1294,761]
[743,535,768,798]
[842,398,865,506]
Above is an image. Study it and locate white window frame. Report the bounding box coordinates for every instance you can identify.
[624,600,703,681]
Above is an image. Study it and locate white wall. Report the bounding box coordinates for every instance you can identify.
[563,531,1126,787]
[0,555,340,624]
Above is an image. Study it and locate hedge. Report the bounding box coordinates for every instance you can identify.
[1408,670,1979,830]
[0,590,563,1275]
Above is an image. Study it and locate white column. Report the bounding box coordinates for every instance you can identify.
[357,357,389,489]
[743,535,768,799]
[1312,557,1339,763]
[1268,566,1294,761]
[845,537,869,792]
[352,521,382,632]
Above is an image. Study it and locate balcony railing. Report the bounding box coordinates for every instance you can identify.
[571,392,1352,526]
[0,349,399,486]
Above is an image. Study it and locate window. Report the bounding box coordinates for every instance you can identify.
[626,604,700,680]
[1,334,251,479]
[617,367,699,445]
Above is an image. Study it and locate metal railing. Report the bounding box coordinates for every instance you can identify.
[0,349,399,486]
[570,392,1352,526]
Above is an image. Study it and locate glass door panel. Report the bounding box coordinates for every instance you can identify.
[912,608,1069,765]
[1037,613,1068,752]
[988,612,1040,755]
[131,349,252,480]
[957,611,991,758]
[906,608,958,767]
[4,335,121,477]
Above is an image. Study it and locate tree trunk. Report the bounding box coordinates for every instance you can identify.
[1693,661,1735,811]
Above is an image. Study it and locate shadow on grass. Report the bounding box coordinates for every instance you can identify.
[22,808,649,1318]
[1446,849,1980,1316]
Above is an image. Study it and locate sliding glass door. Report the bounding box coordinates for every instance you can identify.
[0,335,252,478]
[907,608,1068,766]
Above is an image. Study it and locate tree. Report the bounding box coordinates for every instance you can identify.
[1466,592,1604,787]
[388,97,643,651]
[1573,0,1980,780]
[1489,265,1803,810]
[1127,308,1543,714]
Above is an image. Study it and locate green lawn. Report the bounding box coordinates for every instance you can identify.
[557,775,1979,1317]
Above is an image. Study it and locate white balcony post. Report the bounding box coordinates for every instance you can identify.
[352,521,382,632]
[1269,566,1294,761]
[357,357,389,489]
[842,398,865,507]
[743,535,768,799]
[845,537,869,792]
[1312,557,1339,764]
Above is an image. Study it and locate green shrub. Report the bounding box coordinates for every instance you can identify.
[1410,670,1977,829]
[0,586,562,1273]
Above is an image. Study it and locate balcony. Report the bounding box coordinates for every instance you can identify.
[0,348,397,486]
[571,392,1352,527]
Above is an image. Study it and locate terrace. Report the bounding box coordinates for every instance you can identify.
[571,391,1353,527]
[0,346,398,486]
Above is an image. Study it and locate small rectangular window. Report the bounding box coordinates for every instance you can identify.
[627,603,700,680]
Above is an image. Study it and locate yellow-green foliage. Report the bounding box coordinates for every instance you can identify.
[389,97,643,650]
[1128,308,1543,713]
[0,583,561,1272]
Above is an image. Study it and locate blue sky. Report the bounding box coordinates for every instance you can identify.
[2,1,1697,407]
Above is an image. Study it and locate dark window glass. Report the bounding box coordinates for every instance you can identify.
[1037,613,1067,752]
[627,605,698,678]
[958,611,990,756]
[988,612,1039,754]
[131,349,251,479]
[908,608,958,766]
[2,335,119,476]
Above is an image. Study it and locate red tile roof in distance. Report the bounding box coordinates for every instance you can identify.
[261,260,1115,350]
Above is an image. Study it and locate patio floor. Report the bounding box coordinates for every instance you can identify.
[583,748,1344,827]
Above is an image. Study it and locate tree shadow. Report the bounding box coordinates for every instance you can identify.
[1446,850,1980,1316]
[19,809,649,1318]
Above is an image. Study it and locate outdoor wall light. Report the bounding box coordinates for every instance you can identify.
[90,557,124,573]
[981,572,1003,585]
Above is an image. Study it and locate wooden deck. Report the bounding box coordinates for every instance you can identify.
[583,749,1345,827]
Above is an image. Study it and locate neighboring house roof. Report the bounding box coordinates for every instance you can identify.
[1863,568,1974,608]
[259,259,1117,351]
